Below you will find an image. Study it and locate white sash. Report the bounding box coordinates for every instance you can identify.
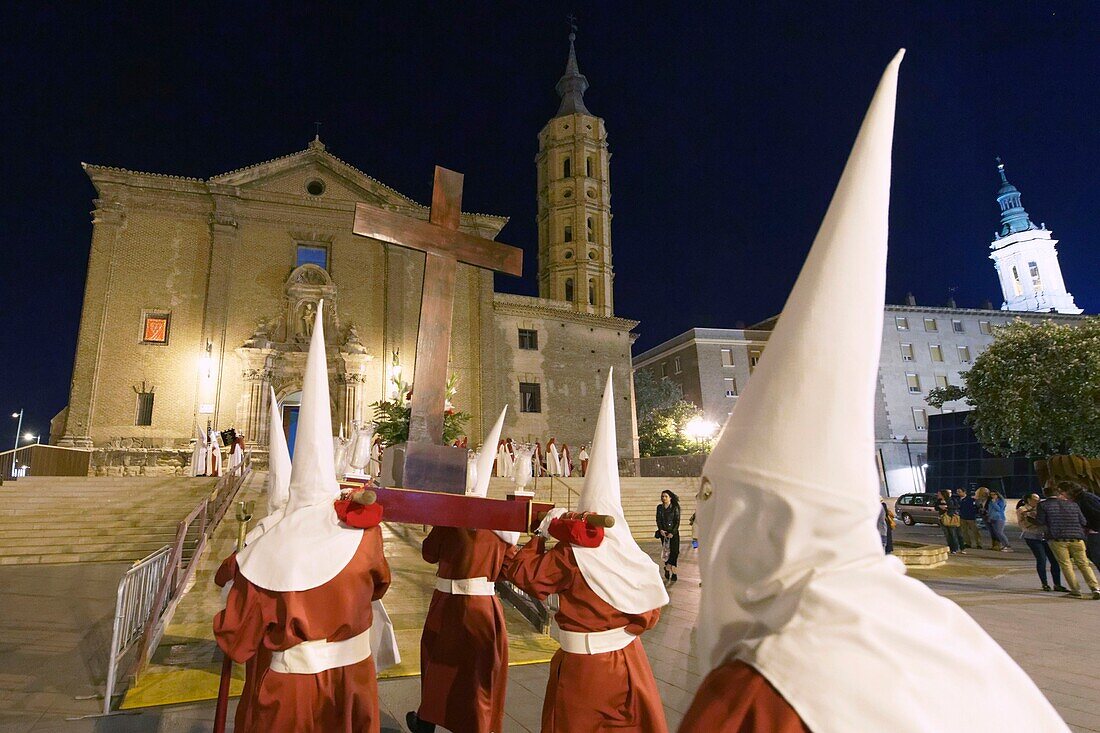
[269,626,372,675]
[555,626,637,655]
[434,576,496,596]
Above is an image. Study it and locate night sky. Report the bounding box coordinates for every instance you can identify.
[0,2,1096,439]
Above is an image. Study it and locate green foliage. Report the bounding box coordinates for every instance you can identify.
[963,318,1100,458]
[638,400,712,457]
[634,369,682,423]
[370,399,470,446]
[925,385,967,409]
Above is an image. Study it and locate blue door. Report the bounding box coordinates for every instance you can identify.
[284,405,300,459]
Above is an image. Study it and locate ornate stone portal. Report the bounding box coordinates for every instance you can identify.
[234,264,373,447]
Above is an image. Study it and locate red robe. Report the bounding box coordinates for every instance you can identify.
[213,529,390,733]
[417,527,517,733]
[678,660,808,732]
[505,538,667,733]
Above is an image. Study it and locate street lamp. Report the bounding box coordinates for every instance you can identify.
[22,433,40,445]
[682,416,719,452]
[10,410,24,479]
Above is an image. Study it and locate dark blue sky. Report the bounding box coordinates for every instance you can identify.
[0,2,1096,438]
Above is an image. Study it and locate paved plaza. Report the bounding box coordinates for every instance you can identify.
[2,517,1100,732]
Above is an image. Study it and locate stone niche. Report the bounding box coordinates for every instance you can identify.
[234,264,373,447]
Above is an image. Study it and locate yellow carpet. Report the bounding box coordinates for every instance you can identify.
[121,477,557,709]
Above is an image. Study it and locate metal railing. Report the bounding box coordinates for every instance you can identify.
[102,461,251,713]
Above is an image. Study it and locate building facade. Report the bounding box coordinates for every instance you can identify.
[54,35,638,473]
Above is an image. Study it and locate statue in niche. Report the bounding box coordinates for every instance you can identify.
[299,301,317,338]
[343,322,367,354]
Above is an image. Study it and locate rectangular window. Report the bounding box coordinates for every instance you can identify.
[135,391,154,426]
[935,374,949,390]
[1011,266,1024,296]
[979,320,992,335]
[519,382,541,413]
[952,319,964,333]
[296,244,329,269]
[900,343,914,361]
[658,363,667,378]
[929,344,944,362]
[923,318,938,332]
[1029,261,1043,291]
[906,373,921,394]
[957,345,972,363]
[895,317,909,331]
[749,349,762,371]
[518,328,538,350]
[563,157,571,178]
[724,377,737,397]
[720,348,734,367]
[673,356,682,374]
[141,312,171,344]
[912,408,928,430]
[586,157,593,177]
[586,217,594,241]
[564,224,573,242]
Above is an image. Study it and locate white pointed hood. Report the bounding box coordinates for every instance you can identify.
[238,300,365,592]
[573,369,668,614]
[244,388,293,545]
[470,406,507,498]
[694,51,1067,732]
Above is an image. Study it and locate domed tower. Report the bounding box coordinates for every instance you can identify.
[989,158,1081,314]
[536,30,614,316]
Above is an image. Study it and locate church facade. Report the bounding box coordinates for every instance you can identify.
[54,37,639,473]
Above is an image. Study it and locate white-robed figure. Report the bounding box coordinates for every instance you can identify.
[206,428,223,477]
[545,438,563,476]
[680,51,1069,733]
[213,300,396,733]
[189,425,207,477]
[243,388,292,546]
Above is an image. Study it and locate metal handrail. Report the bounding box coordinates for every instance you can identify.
[103,460,250,713]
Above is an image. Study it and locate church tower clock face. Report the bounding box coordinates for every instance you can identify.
[535,31,615,318]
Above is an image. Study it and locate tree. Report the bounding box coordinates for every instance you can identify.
[638,401,712,457]
[941,318,1100,458]
[925,385,967,410]
[633,368,682,423]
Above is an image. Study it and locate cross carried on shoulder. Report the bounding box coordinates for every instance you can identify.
[352,166,522,492]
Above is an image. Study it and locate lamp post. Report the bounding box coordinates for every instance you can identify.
[23,433,40,445]
[10,410,22,478]
[682,416,719,453]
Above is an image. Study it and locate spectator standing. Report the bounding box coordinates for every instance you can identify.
[1037,482,1100,600]
[975,487,997,550]
[956,488,982,550]
[985,490,1013,552]
[1064,483,1100,571]
[935,490,965,555]
[878,499,895,554]
[1016,494,1066,592]
[655,490,681,582]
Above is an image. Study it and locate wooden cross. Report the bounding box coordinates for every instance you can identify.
[352,166,522,445]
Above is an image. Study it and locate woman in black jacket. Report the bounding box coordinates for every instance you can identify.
[656,490,681,582]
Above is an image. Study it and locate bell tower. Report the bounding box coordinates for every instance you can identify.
[536,29,614,317]
[988,159,1081,314]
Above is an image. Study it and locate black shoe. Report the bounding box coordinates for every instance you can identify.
[406,711,435,733]
[670,573,678,582]
[1054,585,1069,592]
[664,569,670,580]
[1042,584,1052,591]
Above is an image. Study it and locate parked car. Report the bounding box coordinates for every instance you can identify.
[894,493,941,526]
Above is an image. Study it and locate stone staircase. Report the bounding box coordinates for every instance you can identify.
[485,476,700,540]
[0,476,219,565]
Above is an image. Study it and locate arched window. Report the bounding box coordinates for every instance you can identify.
[1028,261,1043,291]
[586,157,593,177]
[588,279,596,305]
[564,278,574,302]
[563,157,571,178]
[563,224,573,243]
[1010,266,1023,296]
[586,217,594,240]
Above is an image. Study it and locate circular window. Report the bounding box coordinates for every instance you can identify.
[564,250,574,260]
[563,189,572,198]
[586,189,596,198]
[306,179,325,196]
[588,250,598,260]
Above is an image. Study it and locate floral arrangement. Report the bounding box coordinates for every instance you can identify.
[371,352,470,446]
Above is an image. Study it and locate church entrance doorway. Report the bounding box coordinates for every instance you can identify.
[280,391,302,458]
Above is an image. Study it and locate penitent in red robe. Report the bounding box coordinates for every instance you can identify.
[677,660,809,733]
[417,527,517,733]
[213,529,390,733]
[505,537,667,733]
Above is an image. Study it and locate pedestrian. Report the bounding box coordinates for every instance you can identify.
[1036,481,1100,600]
[985,490,1013,552]
[1016,494,1066,592]
[975,486,997,550]
[956,488,982,550]
[1063,482,1100,571]
[879,498,895,554]
[689,511,699,550]
[655,490,681,582]
[935,490,965,555]
[578,444,590,477]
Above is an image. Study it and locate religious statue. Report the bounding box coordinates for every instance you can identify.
[299,301,316,338]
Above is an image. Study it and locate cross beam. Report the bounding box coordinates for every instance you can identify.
[353,166,523,445]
